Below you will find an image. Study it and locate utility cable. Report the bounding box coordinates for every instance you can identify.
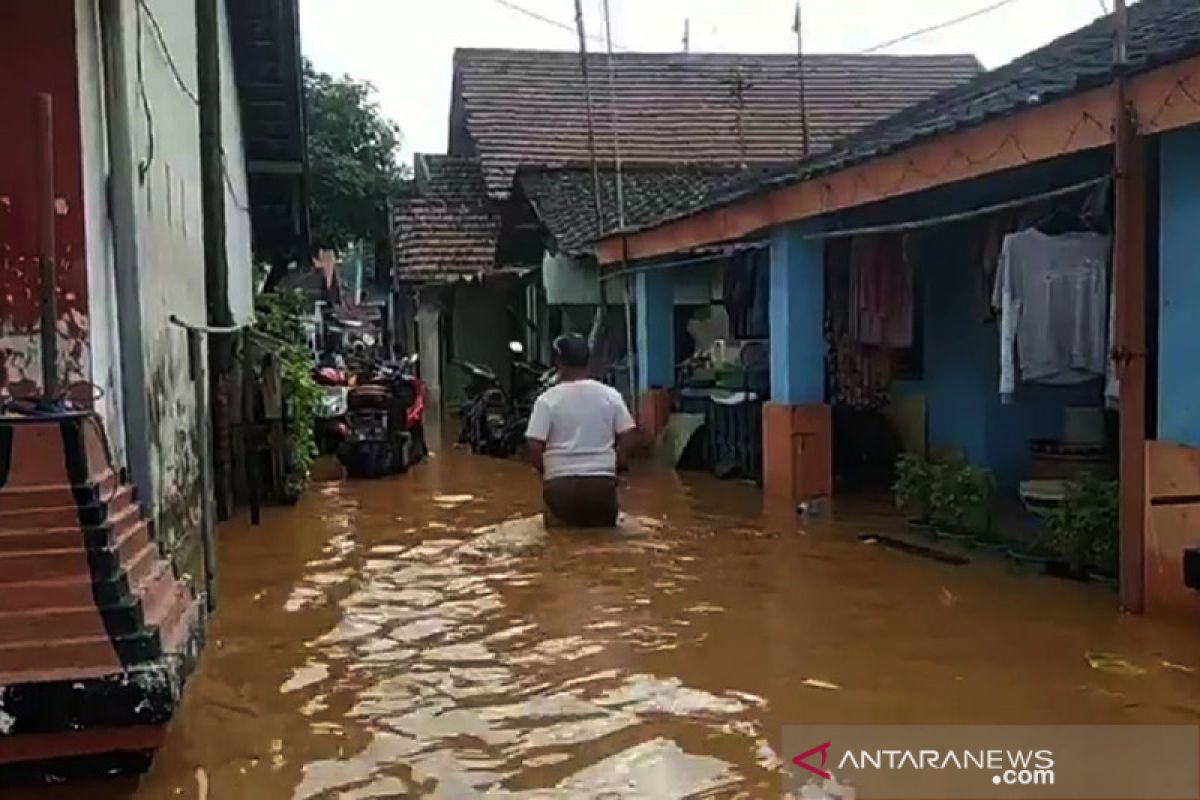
[135,0,250,211]
[859,0,1023,53]
[492,0,625,50]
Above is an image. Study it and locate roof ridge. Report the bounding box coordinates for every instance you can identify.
[453,46,980,62]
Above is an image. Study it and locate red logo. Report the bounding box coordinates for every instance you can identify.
[792,741,833,780]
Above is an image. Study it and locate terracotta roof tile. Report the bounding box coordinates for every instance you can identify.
[415,154,491,201]
[452,49,984,197]
[391,198,498,283]
[625,0,1200,232]
[517,164,758,254]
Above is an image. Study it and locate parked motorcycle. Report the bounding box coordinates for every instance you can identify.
[313,365,349,454]
[336,355,427,478]
[455,342,553,458]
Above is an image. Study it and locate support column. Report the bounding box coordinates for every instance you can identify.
[635,268,674,437]
[416,288,443,419]
[763,223,830,507]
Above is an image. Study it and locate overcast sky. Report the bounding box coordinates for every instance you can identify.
[299,0,1115,162]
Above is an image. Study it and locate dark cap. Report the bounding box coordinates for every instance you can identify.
[552,333,590,368]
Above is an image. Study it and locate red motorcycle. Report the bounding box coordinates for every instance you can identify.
[336,355,427,478]
[313,365,350,454]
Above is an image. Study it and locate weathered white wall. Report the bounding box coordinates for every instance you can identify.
[76,0,126,462]
[79,0,254,577]
[218,0,255,326]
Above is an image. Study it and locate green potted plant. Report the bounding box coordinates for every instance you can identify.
[931,463,973,543]
[960,467,1000,551]
[1048,474,1118,583]
[893,453,933,531]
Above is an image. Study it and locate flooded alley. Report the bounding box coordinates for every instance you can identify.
[15,438,1198,799]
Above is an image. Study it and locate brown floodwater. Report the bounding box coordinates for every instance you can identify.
[8,426,1200,799]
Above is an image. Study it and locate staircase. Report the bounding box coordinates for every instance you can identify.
[0,413,203,781]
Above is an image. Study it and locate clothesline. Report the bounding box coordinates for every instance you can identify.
[805,176,1110,242]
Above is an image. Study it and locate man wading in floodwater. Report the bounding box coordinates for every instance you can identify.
[525,334,638,528]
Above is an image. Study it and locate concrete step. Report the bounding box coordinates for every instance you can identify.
[0,559,170,614]
[0,486,137,532]
[0,635,122,676]
[0,603,139,643]
[0,504,141,553]
[0,470,120,513]
[0,523,154,584]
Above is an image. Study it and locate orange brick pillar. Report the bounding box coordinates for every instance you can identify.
[636,388,672,441]
[763,403,832,505]
[763,222,829,508]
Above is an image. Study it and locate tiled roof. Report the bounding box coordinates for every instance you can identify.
[414,154,490,201]
[452,49,984,198]
[391,199,499,283]
[624,0,1200,234]
[517,164,762,255]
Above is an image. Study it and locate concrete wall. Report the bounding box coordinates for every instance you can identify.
[78,0,254,579]
[543,251,719,307]
[218,0,255,325]
[917,227,1102,486]
[77,0,125,461]
[1158,124,1200,446]
[447,282,514,406]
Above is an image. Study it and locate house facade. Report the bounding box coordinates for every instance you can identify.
[596,0,1200,621]
[0,0,268,776]
[392,48,984,413]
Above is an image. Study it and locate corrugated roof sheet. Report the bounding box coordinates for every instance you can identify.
[622,0,1200,235]
[452,49,984,197]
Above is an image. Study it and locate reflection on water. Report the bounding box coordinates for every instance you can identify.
[11,441,1200,799]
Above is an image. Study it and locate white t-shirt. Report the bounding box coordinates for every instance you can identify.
[525,380,636,480]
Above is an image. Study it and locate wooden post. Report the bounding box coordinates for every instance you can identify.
[36,94,59,403]
[197,0,235,518]
[1113,0,1147,613]
[242,332,261,526]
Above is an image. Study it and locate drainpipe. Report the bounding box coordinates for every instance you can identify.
[99,0,155,510]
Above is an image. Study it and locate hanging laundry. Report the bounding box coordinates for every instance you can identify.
[849,234,913,349]
[979,212,1019,319]
[992,228,1111,401]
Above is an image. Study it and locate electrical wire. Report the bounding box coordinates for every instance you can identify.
[492,0,625,50]
[138,0,201,106]
[859,0,1023,53]
[134,4,155,184]
[134,0,250,211]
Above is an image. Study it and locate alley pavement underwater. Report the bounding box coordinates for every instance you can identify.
[12,430,1200,799]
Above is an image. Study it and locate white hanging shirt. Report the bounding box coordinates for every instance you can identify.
[992,229,1111,400]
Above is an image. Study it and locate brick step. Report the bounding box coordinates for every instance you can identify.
[0,487,136,532]
[0,664,122,688]
[0,527,156,585]
[0,470,121,513]
[0,504,141,553]
[157,595,202,656]
[0,559,170,614]
[0,599,144,644]
[0,626,164,675]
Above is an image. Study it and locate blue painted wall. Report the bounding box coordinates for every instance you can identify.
[636,269,675,390]
[916,227,1102,486]
[1158,124,1200,446]
[769,223,825,404]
